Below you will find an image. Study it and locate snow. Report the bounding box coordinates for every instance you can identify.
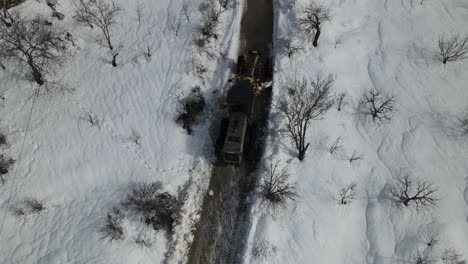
[0,0,240,263]
[244,0,468,263]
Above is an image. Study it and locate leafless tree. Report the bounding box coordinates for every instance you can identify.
[297,2,331,47]
[135,0,143,23]
[438,34,468,64]
[329,136,343,156]
[276,73,335,160]
[360,90,396,124]
[389,174,439,208]
[73,0,121,51]
[337,182,357,205]
[0,13,69,85]
[348,150,363,163]
[411,250,437,264]
[281,38,303,58]
[258,159,297,211]
[0,154,15,184]
[441,248,465,264]
[335,92,348,111]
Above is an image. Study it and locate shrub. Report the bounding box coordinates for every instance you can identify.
[0,133,6,145]
[122,182,178,231]
[0,154,15,184]
[175,86,205,135]
[259,159,297,211]
[99,207,125,242]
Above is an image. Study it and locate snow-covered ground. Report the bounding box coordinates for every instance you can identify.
[0,0,240,263]
[244,0,468,263]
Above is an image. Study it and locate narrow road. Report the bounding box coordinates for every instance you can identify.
[186,0,273,263]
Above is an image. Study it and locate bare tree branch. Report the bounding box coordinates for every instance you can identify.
[438,34,468,64]
[276,73,335,160]
[73,0,121,51]
[360,90,396,124]
[297,2,331,47]
[337,182,357,205]
[348,150,363,163]
[389,174,439,209]
[0,13,68,85]
[258,159,297,212]
[329,136,343,156]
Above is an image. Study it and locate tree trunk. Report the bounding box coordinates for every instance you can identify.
[403,199,410,206]
[298,149,305,161]
[31,64,44,85]
[443,58,447,64]
[313,29,321,47]
[107,37,113,50]
[298,143,310,161]
[112,53,118,67]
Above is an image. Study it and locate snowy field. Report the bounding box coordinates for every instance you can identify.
[244,0,468,263]
[0,0,240,263]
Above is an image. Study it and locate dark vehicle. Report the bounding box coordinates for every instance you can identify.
[222,51,263,165]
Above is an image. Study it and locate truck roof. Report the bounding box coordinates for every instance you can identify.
[223,112,248,153]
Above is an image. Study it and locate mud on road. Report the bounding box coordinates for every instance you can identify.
[186,0,274,263]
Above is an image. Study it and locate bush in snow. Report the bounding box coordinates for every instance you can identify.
[135,237,153,248]
[122,181,178,231]
[0,154,14,184]
[175,86,205,135]
[251,240,277,260]
[458,113,468,135]
[335,92,348,111]
[0,132,6,145]
[99,207,125,242]
[258,159,297,211]
[438,34,468,64]
[411,250,437,264]
[337,182,358,205]
[328,136,343,156]
[422,229,439,249]
[348,150,363,163]
[441,248,465,264]
[389,174,439,209]
[24,197,46,213]
[276,73,335,160]
[360,90,396,124]
[0,12,69,85]
[297,2,331,47]
[10,197,46,218]
[281,38,303,58]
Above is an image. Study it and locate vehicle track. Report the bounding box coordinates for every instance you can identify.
[186,0,273,263]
